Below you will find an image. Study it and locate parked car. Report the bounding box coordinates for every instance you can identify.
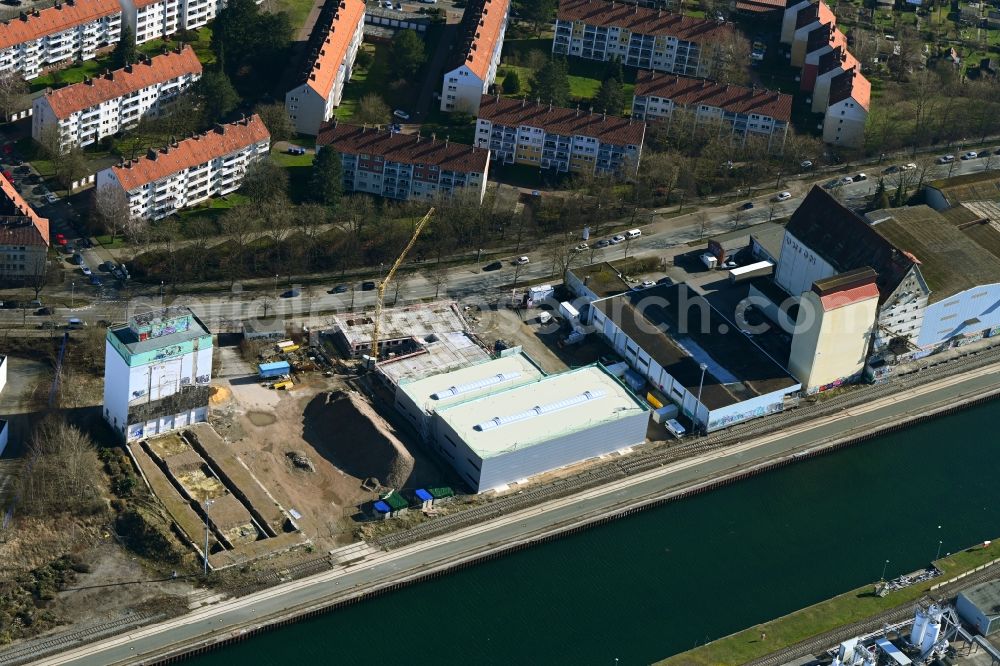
[839,176,854,185]
[66,318,85,329]
[902,162,918,170]
[382,0,392,7]
[35,306,51,316]
[286,146,306,155]
[281,288,300,298]
[77,238,92,248]
[393,109,410,121]
[609,234,625,244]
[574,242,589,252]
[99,261,114,272]
[854,173,867,181]
[594,239,610,248]
[361,280,377,291]
[89,276,102,286]
[394,1,402,8]
[515,256,530,265]
[330,284,349,293]
[43,192,57,204]
[640,280,655,288]
[483,261,503,271]
[962,151,979,160]
[739,201,754,210]
[80,266,91,276]
[773,191,792,201]
[54,233,65,242]
[799,160,813,169]
[938,154,956,164]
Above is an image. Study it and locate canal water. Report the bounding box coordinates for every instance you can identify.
[193,402,1000,665]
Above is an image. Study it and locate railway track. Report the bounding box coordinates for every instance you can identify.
[375,344,1000,551]
[0,611,164,666]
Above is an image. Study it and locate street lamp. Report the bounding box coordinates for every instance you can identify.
[70,281,75,308]
[203,499,215,575]
[273,274,278,299]
[695,363,707,434]
[881,558,890,581]
[160,280,164,305]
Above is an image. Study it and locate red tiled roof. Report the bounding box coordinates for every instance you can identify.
[829,66,870,110]
[819,282,879,310]
[634,70,792,122]
[132,0,165,8]
[0,0,120,51]
[0,177,48,246]
[477,95,646,146]
[316,122,490,173]
[557,0,734,44]
[42,46,201,119]
[452,0,509,80]
[303,0,365,98]
[110,115,270,191]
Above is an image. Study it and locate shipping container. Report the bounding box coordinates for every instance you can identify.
[728,260,774,284]
[258,361,291,379]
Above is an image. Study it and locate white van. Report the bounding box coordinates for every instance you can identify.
[537,311,552,324]
[626,228,641,239]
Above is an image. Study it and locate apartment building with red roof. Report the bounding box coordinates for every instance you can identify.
[440,0,509,114]
[317,121,491,203]
[285,0,365,136]
[553,0,734,79]
[119,0,179,44]
[632,70,791,150]
[780,0,870,149]
[0,175,49,281]
[95,115,271,221]
[0,0,122,80]
[32,45,201,150]
[476,95,645,176]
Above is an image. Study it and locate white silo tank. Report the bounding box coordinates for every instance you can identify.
[911,607,929,645]
[921,616,941,655]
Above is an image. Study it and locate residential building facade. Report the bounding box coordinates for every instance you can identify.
[95,114,271,221]
[552,0,732,78]
[32,46,202,151]
[0,0,122,80]
[631,70,790,150]
[118,0,179,44]
[440,0,509,114]
[317,121,491,203]
[821,67,869,148]
[103,307,213,442]
[0,175,49,282]
[475,95,645,177]
[285,0,365,136]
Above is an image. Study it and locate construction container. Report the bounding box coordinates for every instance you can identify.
[258,361,291,379]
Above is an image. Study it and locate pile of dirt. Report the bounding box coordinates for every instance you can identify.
[286,451,315,472]
[301,390,414,488]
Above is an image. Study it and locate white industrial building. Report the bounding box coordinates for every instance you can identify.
[394,350,545,442]
[285,0,365,136]
[583,282,800,432]
[0,0,122,80]
[103,307,214,442]
[32,46,202,151]
[439,0,508,114]
[430,364,649,492]
[95,114,271,220]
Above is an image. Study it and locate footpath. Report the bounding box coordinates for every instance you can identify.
[20,347,1000,666]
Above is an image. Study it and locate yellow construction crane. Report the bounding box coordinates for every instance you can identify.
[369,207,435,363]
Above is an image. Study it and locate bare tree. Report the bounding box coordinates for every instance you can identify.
[18,417,103,516]
[0,70,28,120]
[703,31,752,85]
[93,184,132,243]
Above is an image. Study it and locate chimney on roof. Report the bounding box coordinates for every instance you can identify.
[84,76,92,86]
[147,148,157,161]
[445,135,449,146]
[32,8,39,16]
[125,63,132,73]
[106,70,114,81]
[66,0,73,5]
[213,123,225,134]
[54,1,61,9]
[18,11,27,21]
[171,136,178,147]
[548,102,552,112]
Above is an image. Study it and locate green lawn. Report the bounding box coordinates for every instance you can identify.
[334,43,390,121]
[30,28,214,93]
[659,539,1000,666]
[274,0,317,32]
[270,148,315,168]
[496,66,633,114]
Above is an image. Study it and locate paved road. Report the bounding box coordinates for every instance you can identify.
[36,362,1000,666]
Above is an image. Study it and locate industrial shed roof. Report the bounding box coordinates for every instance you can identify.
[436,365,647,459]
[867,205,1000,303]
[593,283,798,409]
[400,351,545,415]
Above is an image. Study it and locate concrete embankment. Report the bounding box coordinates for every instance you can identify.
[33,363,1000,666]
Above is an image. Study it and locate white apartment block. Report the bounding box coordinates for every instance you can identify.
[476,95,645,177]
[631,71,791,150]
[103,307,213,442]
[552,0,731,78]
[118,0,179,44]
[285,0,365,136]
[95,114,271,221]
[822,68,869,149]
[0,0,122,80]
[317,121,490,203]
[32,46,201,151]
[440,0,509,114]
[0,176,49,281]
